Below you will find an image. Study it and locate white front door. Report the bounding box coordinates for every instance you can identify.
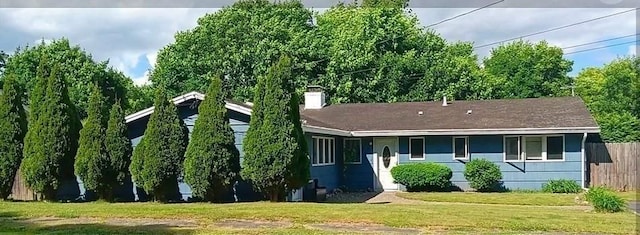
[373,137,398,191]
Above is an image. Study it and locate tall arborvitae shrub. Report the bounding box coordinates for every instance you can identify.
[286,84,310,192]
[21,59,48,193]
[130,88,188,202]
[21,65,81,200]
[74,84,110,200]
[242,55,309,202]
[184,76,240,202]
[105,100,132,193]
[0,75,28,199]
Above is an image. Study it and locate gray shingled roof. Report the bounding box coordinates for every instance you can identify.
[300,96,598,131]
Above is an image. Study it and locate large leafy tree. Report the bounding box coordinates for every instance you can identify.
[576,56,640,142]
[151,0,316,101]
[242,55,308,202]
[74,84,110,200]
[0,74,28,199]
[105,100,133,194]
[183,75,240,202]
[483,40,573,98]
[2,38,136,118]
[20,65,81,200]
[130,88,189,202]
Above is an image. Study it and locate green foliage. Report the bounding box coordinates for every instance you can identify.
[542,179,582,193]
[576,56,640,142]
[129,87,189,202]
[390,163,452,192]
[20,65,81,200]
[74,84,110,200]
[242,55,308,201]
[105,100,133,187]
[2,38,136,118]
[483,40,573,98]
[463,158,502,192]
[585,186,625,213]
[184,75,240,202]
[152,0,315,100]
[0,74,28,199]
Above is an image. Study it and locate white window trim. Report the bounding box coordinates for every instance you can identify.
[408,137,425,160]
[343,138,362,164]
[503,135,565,162]
[312,136,336,166]
[452,136,469,160]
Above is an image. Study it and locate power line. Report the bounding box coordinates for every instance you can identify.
[426,0,505,28]
[474,8,638,49]
[561,34,638,49]
[564,40,638,55]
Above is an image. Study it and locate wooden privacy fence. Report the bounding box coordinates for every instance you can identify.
[587,142,640,191]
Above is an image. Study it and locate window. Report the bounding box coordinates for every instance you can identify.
[524,136,543,160]
[312,137,335,166]
[505,136,521,161]
[546,136,564,160]
[344,139,361,164]
[504,135,565,162]
[453,137,469,160]
[409,137,424,160]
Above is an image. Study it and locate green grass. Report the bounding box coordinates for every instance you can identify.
[614,191,638,202]
[397,191,582,206]
[0,200,637,234]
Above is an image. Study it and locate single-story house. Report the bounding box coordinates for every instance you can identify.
[11,86,599,201]
[123,86,599,200]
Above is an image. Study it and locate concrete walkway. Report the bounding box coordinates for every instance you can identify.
[629,201,639,215]
[365,191,424,204]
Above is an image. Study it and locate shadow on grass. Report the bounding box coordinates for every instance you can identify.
[323,191,382,204]
[0,212,196,235]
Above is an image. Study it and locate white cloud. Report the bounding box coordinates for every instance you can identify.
[132,71,151,87]
[0,7,636,81]
[628,45,637,56]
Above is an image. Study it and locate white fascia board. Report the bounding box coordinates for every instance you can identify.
[349,127,600,137]
[302,125,351,136]
[125,91,253,123]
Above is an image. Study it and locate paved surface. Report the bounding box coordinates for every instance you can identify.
[629,201,639,215]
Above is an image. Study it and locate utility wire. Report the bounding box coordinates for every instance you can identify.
[560,33,638,49]
[474,8,638,49]
[426,0,505,28]
[564,40,638,55]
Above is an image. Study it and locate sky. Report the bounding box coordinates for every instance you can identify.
[0,7,636,86]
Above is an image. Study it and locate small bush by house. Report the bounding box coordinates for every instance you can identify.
[585,186,625,213]
[542,179,583,193]
[463,159,502,192]
[391,163,452,192]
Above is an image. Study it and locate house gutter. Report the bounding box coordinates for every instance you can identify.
[581,132,588,189]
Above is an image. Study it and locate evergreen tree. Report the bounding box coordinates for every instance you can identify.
[105,99,133,192]
[242,55,309,201]
[286,91,310,191]
[184,75,240,202]
[74,84,110,200]
[130,87,188,202]
[20,65,81,200]
[0,74,28,199]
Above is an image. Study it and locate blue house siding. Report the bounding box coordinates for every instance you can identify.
[398,134,584,190]
[307,133,341,192]
[342,137,375,191]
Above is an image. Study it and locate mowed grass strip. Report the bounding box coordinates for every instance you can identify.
[0,201,636,234]
[396,192,581,206]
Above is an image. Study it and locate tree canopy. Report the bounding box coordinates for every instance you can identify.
[183,75,240,202]
[0,74,28,199]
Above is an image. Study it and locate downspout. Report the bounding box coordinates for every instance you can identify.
[581,132,588,189]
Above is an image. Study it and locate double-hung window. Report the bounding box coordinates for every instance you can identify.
[504,135,565,162]
[343,138,362,164]
[312,137,335,166]
[453,137,469,160]
[409,137,425,160]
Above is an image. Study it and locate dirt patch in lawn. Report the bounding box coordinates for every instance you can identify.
[211,219,293,229]
[21,216,198,228]
[306,222,422,234]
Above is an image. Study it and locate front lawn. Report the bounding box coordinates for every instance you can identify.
[0,200,636,234]
[396,191,581,206]
[397,190,639,206]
